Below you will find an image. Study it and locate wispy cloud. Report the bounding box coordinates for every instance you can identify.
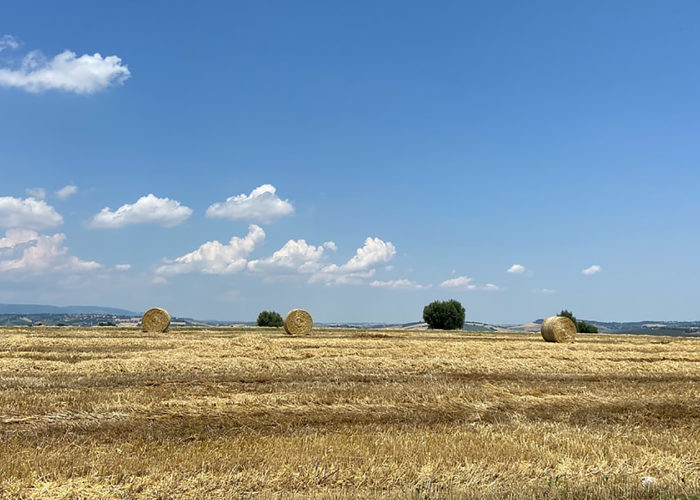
[532,288,556,294]
[56,185,78,200]
[370,279,429,290]
[0,36,130,94]
[440,275,500,291]
[582,265,601,275]
[25,187,46,200]
[0,35,19,53]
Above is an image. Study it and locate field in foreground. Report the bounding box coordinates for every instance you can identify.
[0,328,699,499]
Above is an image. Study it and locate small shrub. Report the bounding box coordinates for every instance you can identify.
[423,299,466,330]
[257,310,284,327]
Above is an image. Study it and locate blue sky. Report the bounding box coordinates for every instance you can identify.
[1,1,699,323]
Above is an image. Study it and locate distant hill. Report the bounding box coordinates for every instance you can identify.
[0,304,137,316]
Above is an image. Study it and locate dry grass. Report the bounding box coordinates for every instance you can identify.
[0,327,699,499]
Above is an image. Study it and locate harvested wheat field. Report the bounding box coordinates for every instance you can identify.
[0,327,699,499]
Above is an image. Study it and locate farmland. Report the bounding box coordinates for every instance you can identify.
[0,327,699,499]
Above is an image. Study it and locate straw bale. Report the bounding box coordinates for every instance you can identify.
[142,307,171,333]
[284,309,313,335]
[541,316,576,343]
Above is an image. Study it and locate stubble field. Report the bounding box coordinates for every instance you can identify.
[0,327,699,499]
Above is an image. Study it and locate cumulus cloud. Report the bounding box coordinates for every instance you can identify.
[337,237,396,273]
[248,236,395,285]
[114,264,131,271]
[0,196,63,229]
[156,224,265,277]
[582,265,601,275]
[507,264,526,274]
[90,194,192,228]
[0,37,130,94]
[206,184,294,223]
[25,187,46,200]
[483,283,500,291]
[370,279,428,290]
[247,239,328,275]
[0,228,101,274]
[56,185,78,200]
[310,237,396,285]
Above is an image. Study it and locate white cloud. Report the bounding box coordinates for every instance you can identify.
[0,35,19,53]
[370,279,428,290]
[0,229,100,274]
[248,236,395,285]
[0,41,130,94]
[206,184,294,223]
[507,264,526,274]
[25,187,46,200]
[90,194,192,228]
[440,276,474,288]
[533,288,556,294]
[337,237,396,272]
[310,237,396,285]
[0,196,63,229]
[247,239,326,275]
[156,224,265,277]
[0,228,38,249]
[440,275,499,291]
[114,264,131,271]
[56,185,78,200]
[582,265,602,275]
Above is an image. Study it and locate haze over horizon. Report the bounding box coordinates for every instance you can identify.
[2,2,700,324]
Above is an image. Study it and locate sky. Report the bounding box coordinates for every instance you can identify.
[1,1,700,323]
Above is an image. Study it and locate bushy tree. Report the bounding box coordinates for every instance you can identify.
[257,310,283,327]
[576,321,599,333]
[559,309,576,323]
[558,309,598,333]
[423,299,466,330]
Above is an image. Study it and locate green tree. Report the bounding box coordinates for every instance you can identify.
[257,310,284,327]
[423,299,466,330]
[559,309,576,324]
[558,309,598,333]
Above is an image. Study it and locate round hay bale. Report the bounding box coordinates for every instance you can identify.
[142,307,171,333]
[541,316,576,343]
[284,309,313,335]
